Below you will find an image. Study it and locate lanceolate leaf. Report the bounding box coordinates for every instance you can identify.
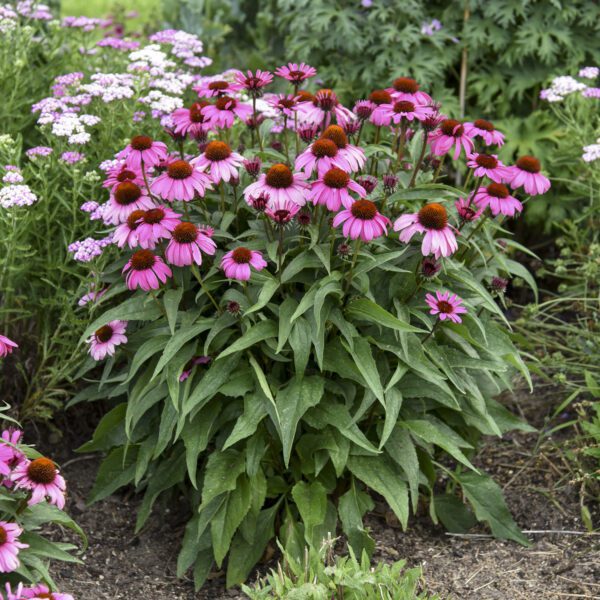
[346,297,423,333]
[216,320,277,360]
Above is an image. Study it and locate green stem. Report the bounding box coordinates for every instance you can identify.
[408,130,429,187]
[191,265,221,313]
[343,238,362,295]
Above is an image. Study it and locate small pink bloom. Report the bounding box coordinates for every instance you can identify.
[191,141,244,184]
[105,181,155,225]
[275,62,317,84]
[265,200,300,224]
[473,183,523,217]
[136,206,181,248]
[321,125,366,172]
[12,457,66,509]
[102,163,144,191]
[221,247,267,281]
[387,77,433,106]
[234,69,273,95]
[113,209,146,248]
[21,583,74,600]
[0,521,28,572]
[377,99,433,125]
[165,222,217,267]
[394,203,458,258]
[122,250,172,291]
[463,119,505,146]
[244,164,309,210]
[429,119,474,160]
[266,93,300,118]
[455,197,484,222]
[297,89,354,129]
[332,199,390,242]
[466,153,511,183]
[506,156,551,196]
[170,101,212,139]
[179,355,211,382]
[0,335,17,359]
[194,77,242,98]
[425,290,467,324]
[87,320,128,360]
[295,138,351,177]
[203,96,252,129]
[367,90,394,126]
[116,135,168,169]
[308,168,366,211]
[151,159,212,202]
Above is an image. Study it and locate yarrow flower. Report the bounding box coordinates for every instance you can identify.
[473,183,523,217]
[123,249,172,290]
[165,222,217,266]
[540,75,587,102]
[394,203,458,258]
[425,290,467,323]
[579,66,600,79]
[332,199,389,242]
[12,457,66,509]
[0,521,28,572]
[221,247,267,281]
[151,159,212,201]
[506,156,551,195]
[0,185,38,209]
[25,146,53,159]
[582,139,600,163]
[68,236,113,262]
[87,321,128,360]
[0,335,17,359]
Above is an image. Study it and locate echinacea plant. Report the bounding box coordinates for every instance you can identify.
[71,64,548,589]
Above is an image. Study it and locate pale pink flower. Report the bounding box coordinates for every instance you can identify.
[102,163,144,191]
[425,290,467,323]
[116,136,168,169]
[21,583,74,600]
[0,522,28,572]
[265,200,301,224]
[0,335,17,359]
[332,199,390,242]
[295,138,351,177]
[194,77,242,98]
[122,250,172,291]
[165,222,217,267]
[12,458,66,509]
[266,94,300,118]
[367,90,394,126]
[378,99,433,125]
[87,320,128,360]
[136,206,182,248]
[455,197,484,222]
[234,69,273,95]
[244,164,309,210]
[191,141,244,184]
[203,96,252,129]
[221,248,267,281]
[297,89,354,129]
[170,101,211,138]
[321,125,366,172]
[466,153,511,183]
[275,62,317,84]
[473,183,523,217]
[113,209,146,248]
[387,77,433,106]
[308,168,366,211]
[506,156,551,196]
[429,119,474,160]
[151,159,212,202]
[463,119,505,146]
[105,182,155,225]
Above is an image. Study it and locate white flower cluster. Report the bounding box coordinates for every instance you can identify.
[540,76,587,102]
[128,45,175,74]
[0,184,38,208]
[582,138,600,163]
[82,74,135,103]
[578,66,599,80]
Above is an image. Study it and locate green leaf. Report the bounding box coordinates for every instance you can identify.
[24,503,87,550]
[347,455,409,529]
[201,450,246,507]
[245,275,279,315]
[338,480,375,557]
[289,318,312,378]
[77,403,126,452]
[346,337,385,403]
[216,320,277,360]
[223,393,268,450]
[277,376,325,467]
[19,532,81,564]
[433,494,477,533]
[379,388,402,449]
[163,287,183,334]
[89,446,138,503]
[277,297,299,352]
[346,298,423,333]
[291,480,328,547]
[456,471,530,545]
[385,427,420,512]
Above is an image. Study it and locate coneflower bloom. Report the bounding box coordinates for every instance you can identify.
[295,138,351,176]
[106,181,154,225]
[333,199,390,242]
[203,96,252,129]
[113,209,146,248]
[0,335,17,359]
[353,100,375,121]
[429,119,474,160]
[194,77,242,98]
[265,200,301,225]
[321,125,366,172]
[466,153,511,183]
[378,99,433,125]
[0,522,28,572]
[244,163,308,210]
[266,94,299,119]
[234,69,273,96]
[1,429,25,474]
[464,119,505,146]
[394,203,458,258]
[170,101,211,138]
[368,90,394,126]
[165,222,217,267]
[87,320,128,360]
[21,584,74,600]
[78,286,107,307]
[425,290,467,323]
[151,159,212,202]
[275,62,317,84]
[136,206,181,248]
[308,167,366,211]
[387,77,433,105]
[102,163,144,191]
[117,135,168,169]
[297,89,354,129]
[122,249,172,291]
[455,197,484,222]
[221,247,267,281]
[192,141,244,184]
[506,156,551,195]
[12,457,66,509]
[473,182,523,217]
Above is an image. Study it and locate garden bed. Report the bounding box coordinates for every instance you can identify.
[47,388,599,599]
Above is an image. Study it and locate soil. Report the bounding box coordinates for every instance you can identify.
[44,385,599,600]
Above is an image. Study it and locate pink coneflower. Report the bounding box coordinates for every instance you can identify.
[394,203,458,258]
[113,209,146,248]
[203,96,252,129]
[296,122,319,143]
[353,100,375,121]
[0,522,28,572]
[1,429,25,475]
[78,286,107,307]
[102,163,144,191]
[297,89,354,129]
[466,153,510,183]
[136,206,181,248]
[429,119,474,160]
[243,157,262,178]
[464,119,505,147]
[21,583,74,600]
[425,290,467,323]
[506,156,551,195]
[151,159,212,202]
[321,125,366,172]
[165,222,216,267]
[192,141,244,184]
[194,78,242,98]
[170,101,211,139]
[265,200,301,225]
[308,168,366,211]
[267,94,299,119]
[275,62,317,84]
[106,181,154,225]
[122,249,172,291]
[86,320,128,360]
[0,335,17,359]
[179,355,211,382]
[333,199,390,242]
[378,100,433,125]
[387,77,432,105]
[368,90,394,126]
[455,197,484,222]
[356,175,378,194]
[117,135,168,169]
[244,163,309,210]
[12,457,66,509]
[295,138,351,176]
[234,69,273,96]
[221,247,267,281]
[473,182,523,217]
